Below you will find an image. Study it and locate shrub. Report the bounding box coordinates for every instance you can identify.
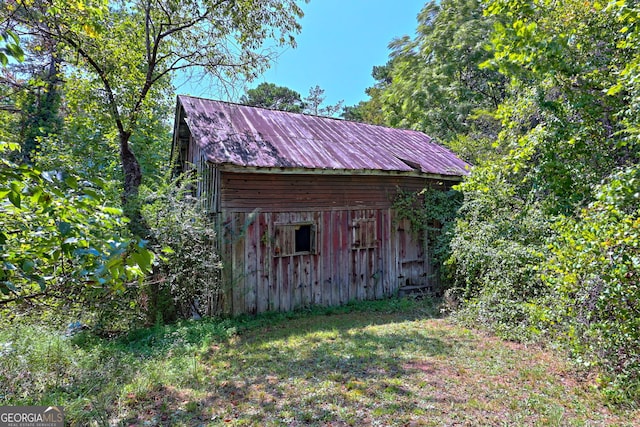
[0,142,153,329]
[544,166,640,401]
[142,179,223,322]
[446,169,552,341]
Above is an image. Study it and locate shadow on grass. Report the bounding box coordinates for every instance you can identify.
[120,318,453,426]
[76,296,442,358]
[48,298,450,424]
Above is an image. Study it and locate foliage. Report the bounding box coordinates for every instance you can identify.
[341,63,392,125]
[303,85,343,117]
[2,0,306,210]
[141,179,223,321]
[543,166,640,401]
[448,179,551,340]
[386,0,505,142]
[0,142,154,327]
[440,0,640,402]
[347,0,506,165]
[32,68,173,195]
[240,82,305,112]
[392,187,462,286]
[240,82,345,117]
[0,30,23,65]
[14,74,63,164]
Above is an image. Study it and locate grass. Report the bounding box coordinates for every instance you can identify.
[1,298,638,426]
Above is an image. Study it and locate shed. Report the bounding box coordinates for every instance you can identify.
[171,95,470,315]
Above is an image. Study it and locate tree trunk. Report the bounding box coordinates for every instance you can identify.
[120,132,142,201]
[119,132,149,237]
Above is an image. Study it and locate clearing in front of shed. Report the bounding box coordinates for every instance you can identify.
[1,299,638,425]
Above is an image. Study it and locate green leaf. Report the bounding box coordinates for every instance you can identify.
[21,259,35,273]
[0,283,11,295]
[82,188,101,199]
[102,206,123,215]
[8,191,20,208]
[10,180,24,193]
[161,246,175,254]
[64,175,78,189]
[57,221,72,236]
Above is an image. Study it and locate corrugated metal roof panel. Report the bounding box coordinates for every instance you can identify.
[178,95,470,177]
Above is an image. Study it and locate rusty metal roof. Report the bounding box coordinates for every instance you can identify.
[177,95,470,177]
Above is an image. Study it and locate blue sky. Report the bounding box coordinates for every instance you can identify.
[176,0,426,108]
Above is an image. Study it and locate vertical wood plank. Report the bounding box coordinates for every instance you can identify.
[256,212,269,313]
[375,209,385,299]
[272,255,281,312]
[321,211,333,306]
[292,255,301,310]
[220,211,233,315]
[311,212,321,306]
[232,212,246,316]
[300,213,311,308]
[287,256,295,311]
[280,256,291,311]
[349,210,359,302]
[367,248,376,300]
[330,210,340,306]
[244,216,258,314]
[338,210,349,305]
[388,209,398,296]
[303,253,311,308]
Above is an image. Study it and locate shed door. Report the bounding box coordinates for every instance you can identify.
[396,218,428,287]
[350,212,380,301]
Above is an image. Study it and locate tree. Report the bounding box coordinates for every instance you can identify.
[2,0,305,221]
[341,63,393,125]
[0,35,153,324]
[11,57,63,165]
[447,0,640,400]
[358,0,504,163]
[240,82,304,112]
[303,85,343,117]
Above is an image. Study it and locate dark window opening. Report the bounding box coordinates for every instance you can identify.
[295,224,312,253]
[274,222,316,257]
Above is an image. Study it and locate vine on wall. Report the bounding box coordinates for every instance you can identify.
[392,187,462,286]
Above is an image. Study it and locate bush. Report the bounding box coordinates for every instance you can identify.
[142,179,223,322]
[544,166,640,401]
[445,171,551,339]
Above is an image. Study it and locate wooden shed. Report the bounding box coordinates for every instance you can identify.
[171,95,470,315]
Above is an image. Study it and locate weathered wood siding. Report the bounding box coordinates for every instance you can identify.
[218,172,443,315]
[220,172,442,211]
[221,209,398,315]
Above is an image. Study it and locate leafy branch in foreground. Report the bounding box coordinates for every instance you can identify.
[0,141,153,324]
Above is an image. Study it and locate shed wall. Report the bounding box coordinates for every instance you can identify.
[220,172,447,211]
[222,209,403,315]
[218,172,445,315]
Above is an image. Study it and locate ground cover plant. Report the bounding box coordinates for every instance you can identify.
[1,298,638,426]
